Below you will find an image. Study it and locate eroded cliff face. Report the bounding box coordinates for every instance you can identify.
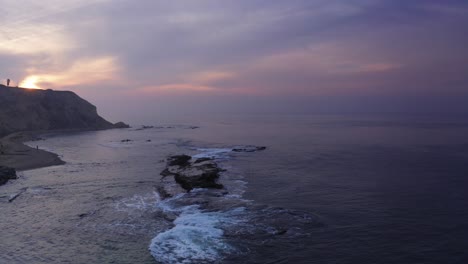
[0,85,116,137]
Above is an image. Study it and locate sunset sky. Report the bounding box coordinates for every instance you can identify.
[1,0,467,121]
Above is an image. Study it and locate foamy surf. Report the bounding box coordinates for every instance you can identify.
[114,192,161,212]
[150,194,241,264]
[192,145,266,160]
[147,147,261,263]
[147,145,318,263]
[192,148,233,159]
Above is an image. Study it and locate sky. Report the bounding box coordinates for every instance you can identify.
[0,0,467,122]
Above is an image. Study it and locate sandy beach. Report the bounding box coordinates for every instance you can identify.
[0,132,64,171]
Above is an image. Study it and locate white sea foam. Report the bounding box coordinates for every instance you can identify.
[114,192,161,212]
[192,148,233,159]
[148,146,263,263]
[149,212,230,263]
[149,194,243,264]
[192,145,264,159]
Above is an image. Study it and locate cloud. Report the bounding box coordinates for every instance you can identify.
[0,24,73,55]
[0,0,110,54]
[250,43,401,75]
[135,84,217,95]
[19,56,119,89]
[185,43,403,96]
[422,2,468,15]
[189,71,237,84]
[1,0,468,115]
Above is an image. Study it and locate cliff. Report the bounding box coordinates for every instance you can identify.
[0,84,124,137]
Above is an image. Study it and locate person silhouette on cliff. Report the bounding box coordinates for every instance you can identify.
[6,79,10,86]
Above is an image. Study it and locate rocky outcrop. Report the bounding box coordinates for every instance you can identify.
[114,122,130,128]
[135,125,154,131]
[167,155,192,166]
[232,145,267,152]
[0,85,125,137]
[0,166,17,186]
[157,146,268,197]
[159,155,224,196]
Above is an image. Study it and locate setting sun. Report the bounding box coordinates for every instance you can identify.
[19,75,41,89]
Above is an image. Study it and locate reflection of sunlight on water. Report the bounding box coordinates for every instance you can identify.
[19,75,41,89]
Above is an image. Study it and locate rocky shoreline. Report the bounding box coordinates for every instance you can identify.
[157,146,266,198]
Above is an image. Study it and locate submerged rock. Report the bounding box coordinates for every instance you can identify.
[0,166,17,186]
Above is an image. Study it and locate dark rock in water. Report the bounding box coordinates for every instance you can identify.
[167,155,191,167]
[232,145,267,152]
[156,185,172,199]
[160,168,176,177]
[0,166,17,186]
[194,157,212,164]
[160,155,224,192]
[173,166,223,191]
[114,122,130,128]
[275,229,288,235]
[135,125,154,131]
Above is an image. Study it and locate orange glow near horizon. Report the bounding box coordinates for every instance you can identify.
[19,75,42,89]
[17,56,119,90]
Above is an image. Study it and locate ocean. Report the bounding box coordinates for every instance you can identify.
[1,113,468,263]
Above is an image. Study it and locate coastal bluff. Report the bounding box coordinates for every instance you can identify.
[0,84,128,172]
[0,84,126,137]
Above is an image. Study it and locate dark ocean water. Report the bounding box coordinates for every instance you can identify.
[1,114,468,263]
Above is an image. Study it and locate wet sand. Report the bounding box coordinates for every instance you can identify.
[0,132,65,171]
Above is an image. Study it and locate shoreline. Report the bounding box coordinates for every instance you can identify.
[0,131,65,171]
[0,127,129,172]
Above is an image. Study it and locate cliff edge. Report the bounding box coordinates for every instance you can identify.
[0,85,125,137]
